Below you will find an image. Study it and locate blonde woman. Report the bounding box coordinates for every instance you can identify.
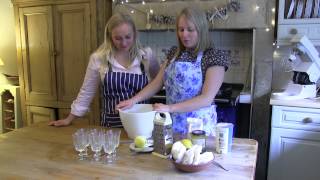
[117,7,230,137]
[49,13,159,127]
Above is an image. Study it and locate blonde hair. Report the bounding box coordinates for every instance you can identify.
[95,13,142,63]
[175,7,211,56]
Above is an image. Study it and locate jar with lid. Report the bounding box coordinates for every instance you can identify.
[191,130,206,152]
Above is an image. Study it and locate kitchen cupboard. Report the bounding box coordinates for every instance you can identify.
[27,106,56,124]
[268,105,320,180]
[277,0,320,45]
[12,0,98,125]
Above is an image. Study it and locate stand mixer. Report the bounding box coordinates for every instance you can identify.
[272,35,320,100]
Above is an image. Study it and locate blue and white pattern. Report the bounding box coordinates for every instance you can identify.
[164,52,217,136]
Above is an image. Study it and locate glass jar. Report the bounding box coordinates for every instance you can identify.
[191,130,206,152]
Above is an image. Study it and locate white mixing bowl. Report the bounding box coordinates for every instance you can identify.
[119,104,156,139]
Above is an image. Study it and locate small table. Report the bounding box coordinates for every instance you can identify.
[0,120,257,179]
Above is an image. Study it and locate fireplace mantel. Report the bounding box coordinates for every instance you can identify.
[113,0,273,30]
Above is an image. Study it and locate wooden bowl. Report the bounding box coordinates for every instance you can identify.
[172,159,213,172]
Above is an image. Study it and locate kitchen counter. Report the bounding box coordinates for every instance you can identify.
[270,96,320,108]
[0,120,258,179]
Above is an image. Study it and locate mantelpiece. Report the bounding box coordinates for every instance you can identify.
[113,0,273,30]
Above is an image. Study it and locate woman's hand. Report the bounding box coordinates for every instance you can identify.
[48,119,72,127]
[48,113,76,127]
[153,103,172,112]
[116,99,135,110]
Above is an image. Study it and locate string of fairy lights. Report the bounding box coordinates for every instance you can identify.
[113,0,276,47]
[113,0,241,23]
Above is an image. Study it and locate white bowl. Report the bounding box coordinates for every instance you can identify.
[119,104,156,139]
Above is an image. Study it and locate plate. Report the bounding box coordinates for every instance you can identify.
[129,143,154,153]
[304,0,313,18]
[295,0,304,18]
[314,0,320,18]
[172,158,214,172]
[287,0,296,18]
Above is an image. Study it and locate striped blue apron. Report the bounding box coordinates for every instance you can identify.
[101,63,148,127]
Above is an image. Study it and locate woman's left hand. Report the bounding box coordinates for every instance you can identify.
[153,103,172,112]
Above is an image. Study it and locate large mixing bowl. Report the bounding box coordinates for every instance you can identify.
[119,104,156,139]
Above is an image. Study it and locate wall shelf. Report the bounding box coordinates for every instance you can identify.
[0,85,22,133]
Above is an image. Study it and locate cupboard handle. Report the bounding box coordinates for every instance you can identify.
[290,28,297,35]
[302,117,312,124]
[52,51,58,56]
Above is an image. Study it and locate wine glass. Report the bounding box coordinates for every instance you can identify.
[76,128,90,150]
[103,130,116,163]
[112,129,121,159]
[88,128,104,161]
[72,130,89,160]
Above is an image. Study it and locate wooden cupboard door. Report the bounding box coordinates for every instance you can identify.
[54,3,91,103]
[19,6,57,104]
[27,106,56,125]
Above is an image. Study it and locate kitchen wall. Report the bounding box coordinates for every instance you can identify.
[0,0,18,85]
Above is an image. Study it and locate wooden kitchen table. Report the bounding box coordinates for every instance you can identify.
[0,120,257,180]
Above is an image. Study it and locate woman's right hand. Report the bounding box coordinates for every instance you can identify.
[116,99,135,111]
[48,114,76,127]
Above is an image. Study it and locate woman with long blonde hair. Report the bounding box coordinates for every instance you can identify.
[49,13,159,127]
[118,7,230,137]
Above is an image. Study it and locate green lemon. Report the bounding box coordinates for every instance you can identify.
[181,139,193,149]
[134,136,147,148]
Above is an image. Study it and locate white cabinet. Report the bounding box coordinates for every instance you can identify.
[268,105,320,180]
[277,0,320,45]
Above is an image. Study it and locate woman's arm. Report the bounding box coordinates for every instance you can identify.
[116,63,166,110]
[154,66,225,112]
[48,54,101,126]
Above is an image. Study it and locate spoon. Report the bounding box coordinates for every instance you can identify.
[213,161,229,171]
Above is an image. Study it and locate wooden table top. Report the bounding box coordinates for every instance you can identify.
[0,120,258,180]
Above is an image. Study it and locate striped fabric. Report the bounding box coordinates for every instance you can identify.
[101,64,148,127]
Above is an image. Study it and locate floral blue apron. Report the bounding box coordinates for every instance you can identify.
[164,52,217,136]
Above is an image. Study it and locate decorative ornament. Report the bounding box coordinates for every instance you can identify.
[114,0,241,27]
[149,14,175,26]
[206,0,241,23]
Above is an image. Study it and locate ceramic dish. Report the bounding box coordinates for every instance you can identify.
[287,0,296,18]
[295,0,305,18]
[129,143,154,153]
[172,158,214,172]
[119,104,155,139]
[304,0,313,18]
[314,0,320,18]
